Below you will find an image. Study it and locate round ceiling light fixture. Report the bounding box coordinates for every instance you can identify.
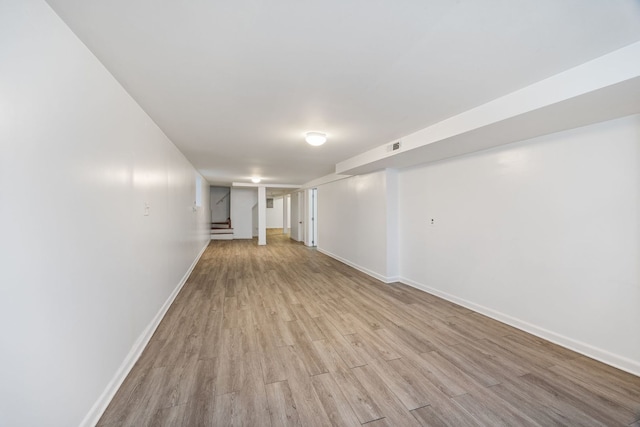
[251,177,261,183]
[305,131,327,146]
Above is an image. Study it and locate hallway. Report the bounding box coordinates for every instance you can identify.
[99,232,640,426]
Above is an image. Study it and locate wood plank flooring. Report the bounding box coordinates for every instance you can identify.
[99,231,640,426]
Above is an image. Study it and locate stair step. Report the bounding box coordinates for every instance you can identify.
[211,235,233,240]
[211,228,234,234]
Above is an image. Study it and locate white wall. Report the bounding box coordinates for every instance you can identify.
[0,1,211,426]
[399,114,640,375]
[312,115,640,375]
[231,187,257,239]
[386,170,399,280]
[317,171,397,281]
[266,196,284,228]
[210,186,230,222]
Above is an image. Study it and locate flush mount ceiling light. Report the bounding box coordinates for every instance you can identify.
[305,131,327,146]
[251,177,261,183]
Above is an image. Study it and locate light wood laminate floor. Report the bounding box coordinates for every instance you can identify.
[99,231,640,426]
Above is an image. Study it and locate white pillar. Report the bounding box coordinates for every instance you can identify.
[258,185,266,245]
[283,195,289,235]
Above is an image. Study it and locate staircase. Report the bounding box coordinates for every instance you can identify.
[211,219,233,240]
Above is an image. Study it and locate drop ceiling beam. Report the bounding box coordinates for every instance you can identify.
[336,41,640,176]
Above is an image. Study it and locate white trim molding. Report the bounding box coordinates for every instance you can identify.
[317,247,397,284]
[400,276,640,377]
[80,242,210,427]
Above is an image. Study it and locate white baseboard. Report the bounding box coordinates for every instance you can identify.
[316,247,396,284]
[400,276,640,377]
[80,241,210,427]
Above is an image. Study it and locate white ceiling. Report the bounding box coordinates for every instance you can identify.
[45,0,640,186]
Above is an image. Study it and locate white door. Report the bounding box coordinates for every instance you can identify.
[289,191,304,242]
[304,188,317,247]
[297,191,304,242]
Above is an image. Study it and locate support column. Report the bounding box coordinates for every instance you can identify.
[258,185,266,245]
[283,195,289,235]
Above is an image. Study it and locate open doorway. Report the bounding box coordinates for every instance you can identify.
[262,187,298,244]
[210,186,233,240]
[266,195,285,235]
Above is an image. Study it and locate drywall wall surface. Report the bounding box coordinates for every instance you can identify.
[231,187,257,239]
[317,170,390,281]
[398,114,640,374]
[266,196,284,228]
[0,1,210,426]
[385,169,399,280]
